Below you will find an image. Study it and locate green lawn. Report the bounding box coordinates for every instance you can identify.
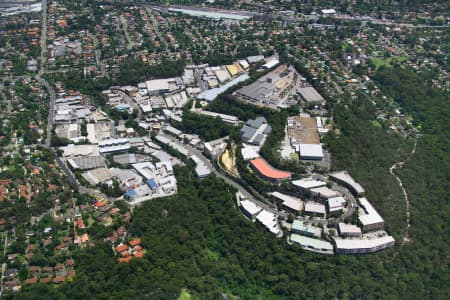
[369,56,408,69]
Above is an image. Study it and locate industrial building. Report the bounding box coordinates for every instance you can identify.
[290,234,334,254]
[113,153,139,165]
[292,178,326,190]
[327,196,346,216]
[304,202,326,217]
[197,110,240,125]
[239,199,262,221]
[291,220,322,238]
[190,155,211,178]
[240,116,272,146]
[249,158,292,182]
[67,156,105,170]
[82,168,113,185]
[256,209,282,236]
[287,116,324,160]
[298,144,324,160]
[203,137,228,159]
[310,186,340,200]
[298,86,325,105]
[197,74,250,102]
[98,138,130,154]
[338,223,362,238]
[358,197,385,232]
[333,235,395,254]
[234,64,302,109]
[329,171,365,197]
[60,144,100,157]
[145,78,181,96]
[271,192,303,213]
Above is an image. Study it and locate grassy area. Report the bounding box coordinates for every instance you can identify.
[369,56,408,69]
[87,216,95,228]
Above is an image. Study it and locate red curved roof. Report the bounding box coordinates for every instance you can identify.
[250,158,291,180]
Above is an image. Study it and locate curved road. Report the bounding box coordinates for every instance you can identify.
[159,134,283,215]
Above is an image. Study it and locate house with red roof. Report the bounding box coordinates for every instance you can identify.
[115,244,128,253]
[53,276,65,284]
[129,238,141,247]
[118,256,132,263]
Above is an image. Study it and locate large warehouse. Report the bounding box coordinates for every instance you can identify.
[298,144,324,160]
[234,64,302,109]
[298,86,325,105]
[287,116,324,160]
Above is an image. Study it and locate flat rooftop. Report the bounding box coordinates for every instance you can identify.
[330,171,365,195]
[304,202,326,214]
[197,74,249,102]
[235,64,300,108]
[290,234,334,251]
[310,186,339,198]
[358,197,384,226]
[292,178,326,190]
[240,200,262,216]
[298,86,325,103]
[334,235,395,251]
[288,116,320,144]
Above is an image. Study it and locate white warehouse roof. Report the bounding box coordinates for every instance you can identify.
[240,200,262,216]
[241,147,260,161]
[330,171,365,195]
[256,210,281,235]
[292,178,326,190]
[145,78,175,93]
[304,202,326,215]
[310,186,339,199]
[299,144,324,160]
[334,235,395,252]
[321,9,336,14]
[262,59,279,69]
[328,196,346,209]
[271,192,303,212]
[338,223,362,235]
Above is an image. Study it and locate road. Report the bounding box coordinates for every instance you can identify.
[116,90,142,120]
[39,0,48,75]
[90,32,108,78]
[159,135,342,226]
[120,15,134,50]
[54,156,113,200]
[35,75,56,148]
[159,134,285,216]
